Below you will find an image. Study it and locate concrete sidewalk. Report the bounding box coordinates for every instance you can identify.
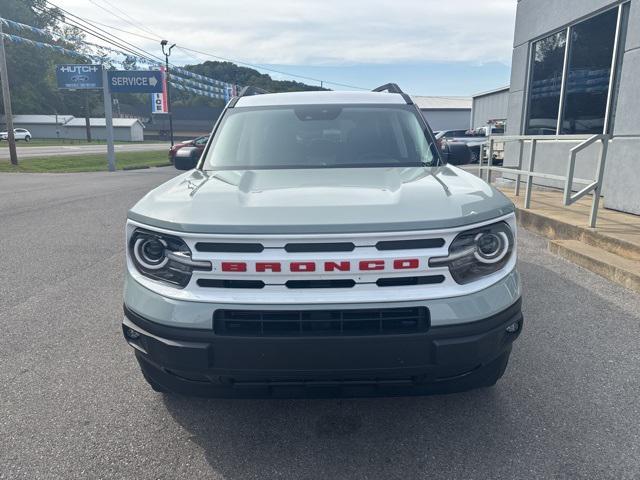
[499,186,640,292]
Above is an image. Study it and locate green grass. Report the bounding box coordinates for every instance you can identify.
[1,138,165,147]
[0,151,173,173]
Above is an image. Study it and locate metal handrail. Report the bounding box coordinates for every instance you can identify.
[478,134,611,228]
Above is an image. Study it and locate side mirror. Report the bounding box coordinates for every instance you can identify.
[174,147,200,170]
[444,143,471,165]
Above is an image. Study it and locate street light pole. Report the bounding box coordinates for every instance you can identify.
[161,40,176,147]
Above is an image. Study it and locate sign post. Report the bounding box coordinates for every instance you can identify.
[97,69,166,172]
[102,67,116,172]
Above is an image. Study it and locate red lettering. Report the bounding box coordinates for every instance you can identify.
[256,262,281,273]
[324,261,351,272]
[221,262,247,272]
[359,260,385,271]
[290,262,316,272]
[394,259,419,270]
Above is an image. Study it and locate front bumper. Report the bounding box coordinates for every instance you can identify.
[123,298,523,397]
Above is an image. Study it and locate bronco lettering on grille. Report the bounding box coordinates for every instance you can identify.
[219,259,422,273]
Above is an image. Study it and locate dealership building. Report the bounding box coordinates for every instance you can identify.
[504,0,640,215]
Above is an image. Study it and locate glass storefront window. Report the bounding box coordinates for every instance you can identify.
[525,31,567,135]
[561,8,618,134]
[525,6,623,136]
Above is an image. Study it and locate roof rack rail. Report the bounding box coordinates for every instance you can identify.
[372,83,413,105]
[238,85,270,97]
[228,85,270,107]
[372,83,404,94]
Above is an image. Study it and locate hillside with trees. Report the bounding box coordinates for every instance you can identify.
[0,0,324,115]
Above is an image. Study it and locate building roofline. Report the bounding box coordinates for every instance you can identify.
[472,86,510,99]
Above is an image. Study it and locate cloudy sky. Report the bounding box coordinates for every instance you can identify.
[54,0,517,95]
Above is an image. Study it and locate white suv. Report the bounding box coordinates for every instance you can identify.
[123,84,522,397]
[0,128,32,142]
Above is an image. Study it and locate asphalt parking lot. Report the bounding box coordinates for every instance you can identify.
[1,167,639,479]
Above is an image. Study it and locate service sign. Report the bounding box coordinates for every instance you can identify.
[56,64,102,90]
[108,70,164,93]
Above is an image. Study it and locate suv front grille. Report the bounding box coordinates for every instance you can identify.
[213,307,429,337]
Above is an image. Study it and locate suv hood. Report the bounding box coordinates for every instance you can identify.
[129,166,514,234]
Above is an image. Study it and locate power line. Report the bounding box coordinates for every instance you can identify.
[40,1,168,67]
[75,2,370,90]
[40,1,371,92]
[177,45,369,90]
[88,0,160,39]
[17,7,236,93]
[62,17,161,43]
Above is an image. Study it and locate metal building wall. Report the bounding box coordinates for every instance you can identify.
[471,89,509,129]
[506,0,640,215]
[420,109,471,131]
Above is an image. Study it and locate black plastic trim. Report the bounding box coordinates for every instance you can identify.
[284,242,355,253]
[197,279,265,289]
[376,238,445,250]
[195,242,264,253]
[212,306,429,336]
[376,275,445,287]
[285,279,355,289]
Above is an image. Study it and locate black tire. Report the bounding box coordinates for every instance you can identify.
[24,136,31,142]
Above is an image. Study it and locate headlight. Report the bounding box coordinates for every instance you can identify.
[429,222,514,284]
[129,229,211,288]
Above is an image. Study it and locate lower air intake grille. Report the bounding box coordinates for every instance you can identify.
[214,307,429,337]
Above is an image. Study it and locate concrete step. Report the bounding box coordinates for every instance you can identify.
[517,208,640,262]
[549,239,640,293]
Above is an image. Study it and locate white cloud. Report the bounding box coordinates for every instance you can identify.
[54,0,517,66]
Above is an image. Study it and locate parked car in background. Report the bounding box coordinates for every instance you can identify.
[436,126,506,166]
[435,130,485,165]
[168,135,209,162]
[0,128,32,142]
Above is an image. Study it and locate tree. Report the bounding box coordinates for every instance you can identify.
[184,61,326,93]
[0,0,100,116]
[0,1,326,118]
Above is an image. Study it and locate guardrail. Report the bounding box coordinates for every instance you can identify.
[478,134,611,228]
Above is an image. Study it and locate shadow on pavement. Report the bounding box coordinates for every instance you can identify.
[162,386,509,480]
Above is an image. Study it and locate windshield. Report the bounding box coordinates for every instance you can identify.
[202,104,439,170]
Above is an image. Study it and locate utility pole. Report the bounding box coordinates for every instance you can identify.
[101,66,115,172]
[0,22,18,165]
[85,91,92,142]
[161,40,176,147]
